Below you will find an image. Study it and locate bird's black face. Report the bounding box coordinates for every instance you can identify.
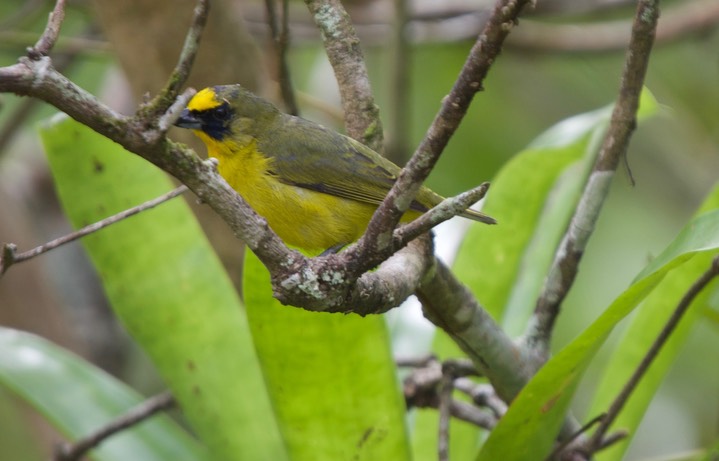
[175,100,234,141]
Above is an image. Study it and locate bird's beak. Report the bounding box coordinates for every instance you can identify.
[174,109,203,130]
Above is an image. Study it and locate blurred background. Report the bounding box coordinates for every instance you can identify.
[0,0,717,459]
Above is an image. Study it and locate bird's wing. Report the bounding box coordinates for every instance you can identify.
[259,116,434,213]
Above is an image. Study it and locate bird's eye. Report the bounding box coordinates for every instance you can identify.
[213,103,231,121]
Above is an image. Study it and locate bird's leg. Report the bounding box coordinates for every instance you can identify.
[320,243,347,256]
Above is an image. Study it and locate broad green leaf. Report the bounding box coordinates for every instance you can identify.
[243,252,411,461]
[0,327,208,461]
[476,205,719,461]
[40,116,287,461]
[589,184,719,461]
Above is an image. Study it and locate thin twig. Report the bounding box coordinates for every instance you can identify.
[303,0,384,151]
[0,186,188,275]
[157,87,197,132]
[28,0,66,59]
[545,413,606,461]
[146,0,209,118]
[509,0,719,53]
[387,0,411,164]
[265,0,299,114]
[526,0,661,357]
[279,0,297,114]
[401,357,497,430]
[437,372,453,461]
[582,255,719,455]
[395,355,436,368]
[453,379,506,419]
[392,182,493,247]
[0,31,111,55]
[54,391,175,461]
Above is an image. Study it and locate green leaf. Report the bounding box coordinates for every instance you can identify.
[39,115,287,461]
[243,251,411,461]
[476,197,719,461]
[0,327,208,461]
[588,184,719,461]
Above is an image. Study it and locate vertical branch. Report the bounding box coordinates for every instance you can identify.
[28,0,66,58]
[303,0,384,151]
[265,0,299,114]
[437,373,453,461]
[526,0,661,357]
[146,0,210,116]
[387,0,411,164]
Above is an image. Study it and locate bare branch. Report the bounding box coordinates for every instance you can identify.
[526,0,661,356]
[265,0,299,114]
[157,87,197,132]
[146,0,210,117]
[54,392,175,461]
[386,0,411,164]
[453,379,507,419]
[402,356,498,431]
[28,0,66,59]
[509,0,719,53]
[392,182,492,247]
[545,413,605,461]
[438,371,453,461]
[303,0,384,151]
[0,186,188,276]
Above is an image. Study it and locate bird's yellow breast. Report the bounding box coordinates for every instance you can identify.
[198,131,386,252]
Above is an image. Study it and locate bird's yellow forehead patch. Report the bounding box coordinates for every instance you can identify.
[187,87,222,112]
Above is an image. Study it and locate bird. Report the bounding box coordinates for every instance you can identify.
[174,85,495,253]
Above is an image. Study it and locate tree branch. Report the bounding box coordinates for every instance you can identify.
[525,0,661,358]
[27,0,66,59]
[265,0,299,115]
[417,259,533,403]
[401,356,499,431]
[0,186,188,276]
[392,182,491,247]
[54,392,175,461]
[303,0,384,151]
[386,0,411,164]
[144,0,209,119]
[508,0,719,54]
